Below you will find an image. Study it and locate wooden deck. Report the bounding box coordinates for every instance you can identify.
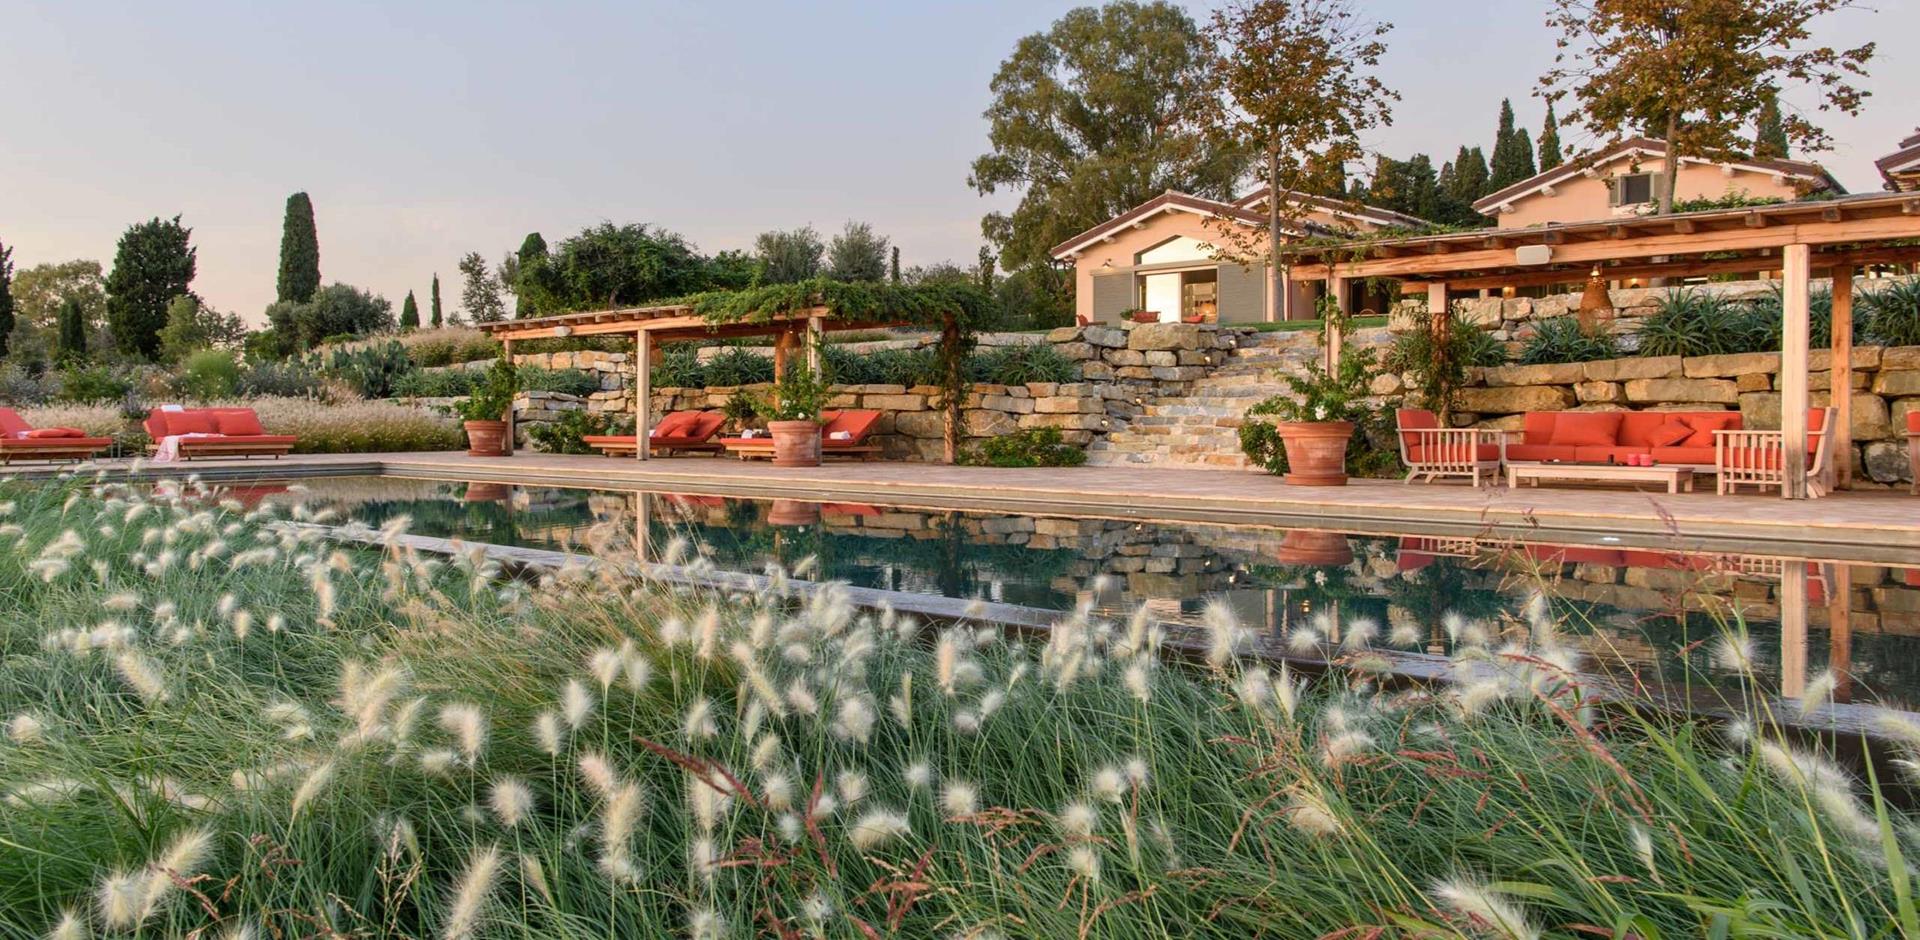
[14,451,1920,561]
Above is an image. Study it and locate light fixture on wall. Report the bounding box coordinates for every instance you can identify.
[553,325,574,338]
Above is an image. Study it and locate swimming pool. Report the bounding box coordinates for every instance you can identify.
[252,475,1920,713]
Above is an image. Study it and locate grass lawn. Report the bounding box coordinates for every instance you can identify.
[2,476,1917,938]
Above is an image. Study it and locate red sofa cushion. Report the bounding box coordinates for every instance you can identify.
[1647,423,1692,447]
[1650,445,1716,465]
[1616,412,1673,447]
[166,411,219,435]
[1679,412,1740,447]
[213,410,266,436]
[1547,411,1623,446]
[1520,412,1559,445]
[1506,444,1578,461]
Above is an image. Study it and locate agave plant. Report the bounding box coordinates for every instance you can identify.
[1861,278,1920,348]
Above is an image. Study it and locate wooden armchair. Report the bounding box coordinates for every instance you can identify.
[1713,406,1835,497]
[1396,408,1506,487]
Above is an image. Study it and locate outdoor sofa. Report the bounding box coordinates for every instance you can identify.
[143,407,297,460]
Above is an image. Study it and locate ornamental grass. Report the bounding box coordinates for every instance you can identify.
[0,475,1916,938]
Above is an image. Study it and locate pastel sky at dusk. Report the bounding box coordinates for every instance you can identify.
[3,0,1913,322]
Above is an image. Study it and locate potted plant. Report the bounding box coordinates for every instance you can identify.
[454,358,520,457]
[747,361,831,467]
[1246,348,1375,486]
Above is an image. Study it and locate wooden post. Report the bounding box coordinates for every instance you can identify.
[1830,266,1854,490]
[806,315,823,375]
[1779,561,1808,699]
[501,337,515,456]
[634,329,651,462]
[1326,274,1348,373]
[1780,244,1811,499]
[1827,562,1853,704]
[773,330,792,382]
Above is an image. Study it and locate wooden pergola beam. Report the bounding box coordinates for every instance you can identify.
[1423,244,1920,292]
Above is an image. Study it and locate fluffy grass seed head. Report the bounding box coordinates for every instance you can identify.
[437,703,488,762]
[561,679,595,730]
[1058,801,1098,837]
[489,777,533,828]
[849,808,911,851]
[1430,876,1539,940]
[941,780,979,817]
[442,843,502,940]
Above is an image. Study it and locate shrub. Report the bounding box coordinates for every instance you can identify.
[391,368,480,398]
[958,427,1087,467]
[310,341,415,399]
[701,346,776,387]
[384,327,501,367]
[517,366,600,398]
[55,364,132,404]
[651,343,705,388]
[969,343,1077,385]
[176,349,240,400]
[452,359,520,423]
[823,345,934,386]
[0,361,57,405]
[235,360,331,400]
[1383,309,1504,423]
[1861,278,1920,348]
[1516,316,1620,365]
[1737,284,1837,352]
[1241,347,1397,478]
[526,409,628,455]
[1634,289,1756,358]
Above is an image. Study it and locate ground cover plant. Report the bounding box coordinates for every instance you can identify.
[2,476,1919,937]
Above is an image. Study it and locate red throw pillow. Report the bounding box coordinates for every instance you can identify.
[166,411,218,435]
[1647,422,1692,447]
[1679,413,1740,447]
[1546,412,1624,447]
[214,411,265,436]
[25,428,85,438]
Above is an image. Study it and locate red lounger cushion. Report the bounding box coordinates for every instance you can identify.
[25,427,86,438]
[1405,442,1500,462]
[583,435,636,445]
[1505,444,1578,462]
[0,408,33,437]
[0,436,111,448]
[659,412,723,443]
[821,410,880,446]
[1547,411,1623,447]
[646,411,700,439]
[213,410,266,436]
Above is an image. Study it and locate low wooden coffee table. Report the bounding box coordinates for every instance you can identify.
[1506,461,1695,494]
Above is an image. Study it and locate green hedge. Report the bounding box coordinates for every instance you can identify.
[648,342,1077,390]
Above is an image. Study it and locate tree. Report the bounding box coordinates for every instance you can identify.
[528,223,706,310]
[826,222,889,282]
[513,232,548,317]
[1489,99,1537,188]
[970,1,1250,271]
[702,250,762,291]
[399,290,420,330]
[55,297,87,363]
[890,246,901,285]
[755,227,825,284]
[458,252,506,323]
[1367,153,1439,221]
[1538,102,1564,170]
[276,192,320,303]
[104,215,196,359]
[1195,0,1396,318]
[1542,0,1873,214]
[1444,145,1491,207]
[263,283,393,352]
[430,274,443,328]
[157,294,246,362]
[1754,90,1789,158]
[10,260,105,330]
[976,246,996,292]
[0,237,13,360]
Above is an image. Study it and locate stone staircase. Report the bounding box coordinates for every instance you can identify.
[1088,330,1324,469]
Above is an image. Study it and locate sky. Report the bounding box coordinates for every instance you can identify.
[2,0,1914,324]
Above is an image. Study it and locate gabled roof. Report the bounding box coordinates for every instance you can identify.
[1048,191,1296,260]
[1471,136,1844,215]
[1877,130,1920,192]
[1231,186,1432,230]
[1046,188,1425,261]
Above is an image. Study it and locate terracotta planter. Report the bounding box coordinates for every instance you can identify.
[1277,529,1354,566]
[767,499,821,526]
[1275,420,1353,486]
[768,419,822,467]
[464,420,509,457]
[463,482,510,503]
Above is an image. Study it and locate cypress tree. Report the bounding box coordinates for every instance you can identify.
[0,238,13,359]
[890,246,901,285]
[1510,128,1536,182]
[276,192,320,303]
[399,291,420,331]
[430,274,443,327]
[1489,99,1539,188]
[514,233,547,318]
[1445,146,1491,206]
[105,215,196,359]
[1754,92,1789,159]
[56,296,87,362]
[1538,103,1564,171]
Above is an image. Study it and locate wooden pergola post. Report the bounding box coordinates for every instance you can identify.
[1326,273,1348,373]
[806,315,823,374]
[501,337,515,456]
[773,330,793,382]
[634,328,651,462]
[1830,266,1855,489]
[1780,243,1811,499]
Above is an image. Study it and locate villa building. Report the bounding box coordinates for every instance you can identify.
[1471,137,1844,228]
[1050,190,1424,326]
[1879,130,1920,192]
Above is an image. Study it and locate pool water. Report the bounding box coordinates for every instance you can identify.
[258,475,1920,712]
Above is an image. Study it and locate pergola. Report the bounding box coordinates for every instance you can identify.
[1286,191,1920,499]
[477,302,904,460]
